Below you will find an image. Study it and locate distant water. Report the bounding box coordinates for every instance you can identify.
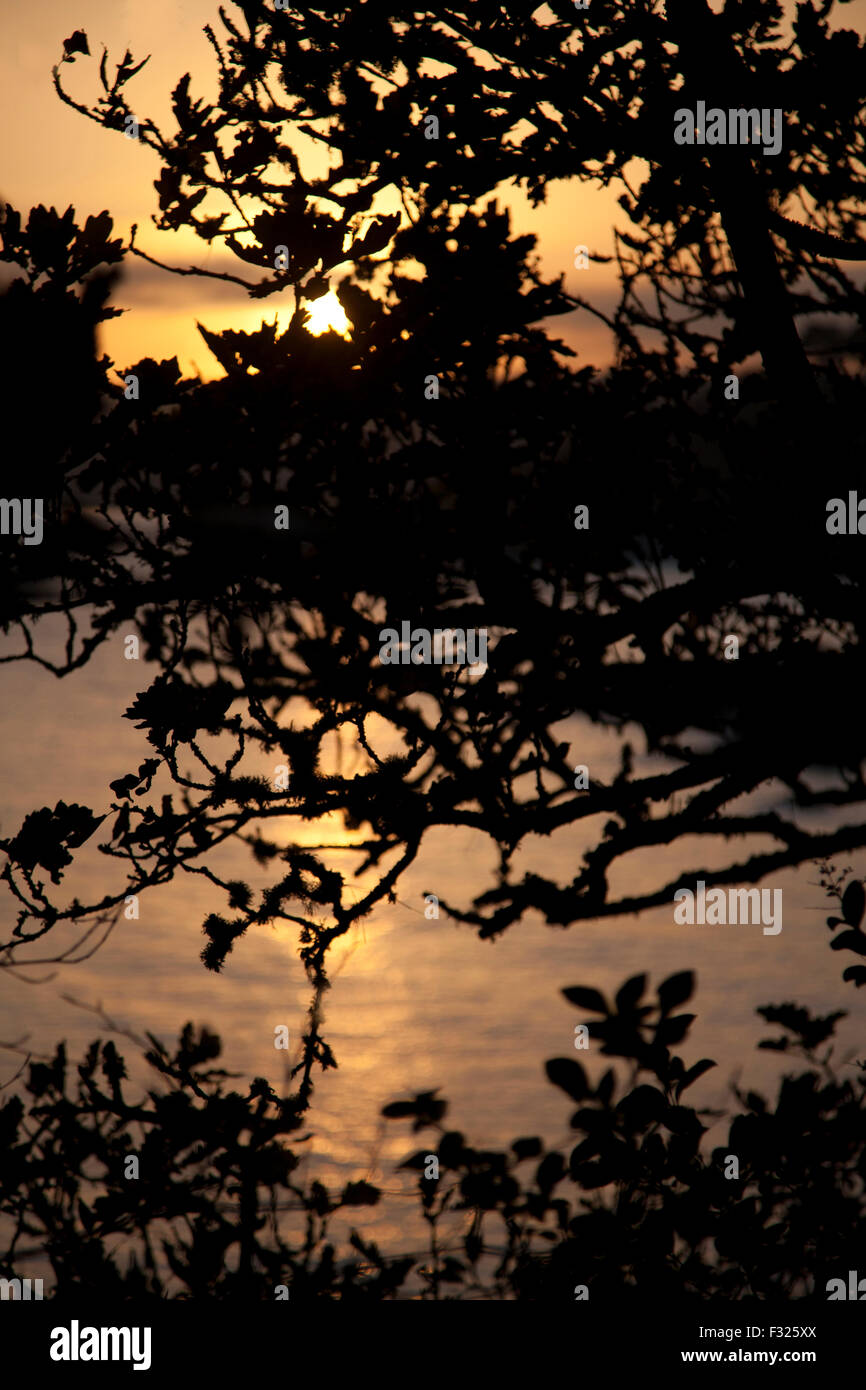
[1,620,864,1263]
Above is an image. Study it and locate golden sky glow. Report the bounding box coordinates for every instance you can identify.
[0,0,628,378]
[3,1,865,378]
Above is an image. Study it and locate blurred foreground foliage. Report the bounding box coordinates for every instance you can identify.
[2,960,863,1300]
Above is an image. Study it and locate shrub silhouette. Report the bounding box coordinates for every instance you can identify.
[2,946,863,1300]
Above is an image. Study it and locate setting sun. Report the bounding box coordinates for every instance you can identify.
[303,289,353,339]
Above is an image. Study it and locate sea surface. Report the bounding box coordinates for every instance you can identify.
[1,618,864,1269]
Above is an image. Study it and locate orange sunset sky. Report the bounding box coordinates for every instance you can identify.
[2,0,864,380]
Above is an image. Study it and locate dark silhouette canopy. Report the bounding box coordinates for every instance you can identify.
[1,0,866,1302]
